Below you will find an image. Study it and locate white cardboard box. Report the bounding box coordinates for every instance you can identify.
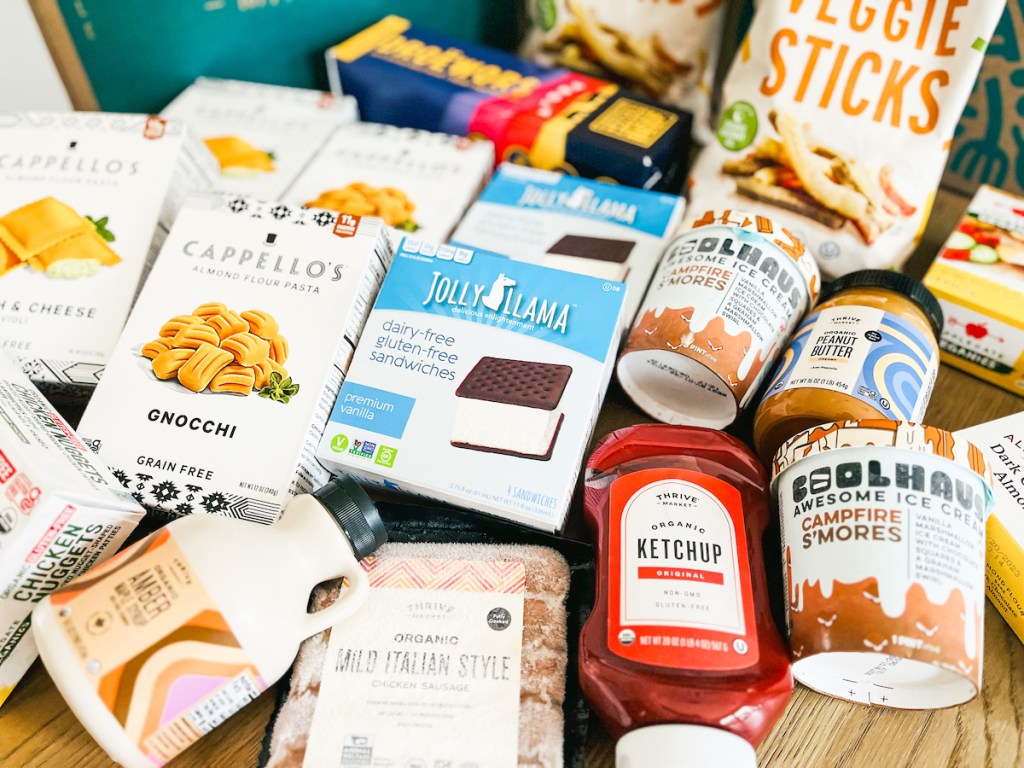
[162,77,358,201]
[281,122,493,245]
[78,193,392,525]
[315,239,625,532]
[451,163,685,327]
[956,413,1024,646]
[0,111,215,394]
[0,352,143,707]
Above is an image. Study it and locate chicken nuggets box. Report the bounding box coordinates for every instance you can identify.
[0,352,143,708]
[281,122,494,245]
[315,239,624,532]
[0,112,215,396]
[77,193,392,525]
[924,186,1024,397]
[451,163,684,326]
[162,78,359,201]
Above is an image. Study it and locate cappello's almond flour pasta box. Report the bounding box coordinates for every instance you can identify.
[162,77,359,201]
[0,352,143,708]
[0,112,215,396]
[281,122,494,245]
[316,239,625,532]
[687,0,1006,278]
[77,193,392,526]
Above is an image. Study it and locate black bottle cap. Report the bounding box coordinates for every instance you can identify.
[825,269,943,337]
[313,476,387,559]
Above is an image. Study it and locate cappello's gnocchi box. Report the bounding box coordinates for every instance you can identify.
[0,352,143,708]
[162,77,359,201]
[77,193,392,525]
[686,0,1006,278]
[0,112,215,395]
[315,239,625,532]
[281,122,494,244]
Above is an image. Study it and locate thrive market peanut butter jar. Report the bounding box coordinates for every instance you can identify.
[754,270,942,463]
[618,211,820,429]
[773,420,993,709]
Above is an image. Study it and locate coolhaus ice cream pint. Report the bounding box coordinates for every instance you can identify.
[773,420,993,708]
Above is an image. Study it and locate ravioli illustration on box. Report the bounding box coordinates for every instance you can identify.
[316,240,625,532]
[77,193,392,525]
[0,112,215,394]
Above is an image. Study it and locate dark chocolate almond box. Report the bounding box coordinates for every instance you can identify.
[315,239,625,532]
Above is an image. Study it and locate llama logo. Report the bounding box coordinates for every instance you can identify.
[482,273,516,311]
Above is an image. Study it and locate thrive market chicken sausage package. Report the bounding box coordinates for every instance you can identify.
[687,0,1006,278]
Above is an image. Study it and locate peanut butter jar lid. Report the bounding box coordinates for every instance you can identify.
[825,270,943,337]
[771,419,992,489]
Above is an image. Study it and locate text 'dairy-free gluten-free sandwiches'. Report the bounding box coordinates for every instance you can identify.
[77,193,392,525]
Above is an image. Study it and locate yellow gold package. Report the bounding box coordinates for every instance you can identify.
[686,0,1006,278]
[77,192,393,525]
[0,352,143,709]
[264,542,570,768]
[0,112,216,395]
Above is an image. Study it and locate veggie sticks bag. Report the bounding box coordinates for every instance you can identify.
[687,0,1006,278]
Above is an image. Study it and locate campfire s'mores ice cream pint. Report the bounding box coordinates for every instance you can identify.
[0,352,143,708]
[773,420,993,709]
[316,239,625,532]
[0,112,215,395]
[281,122,493,245]
[451,164,684,326]
[77,193,392,525]
[162,78,358,201]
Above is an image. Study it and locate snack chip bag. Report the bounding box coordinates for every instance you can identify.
[522,0,728,142]
[687,0,1006,278]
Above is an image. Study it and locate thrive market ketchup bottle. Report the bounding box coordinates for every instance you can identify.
[580,425,792,766]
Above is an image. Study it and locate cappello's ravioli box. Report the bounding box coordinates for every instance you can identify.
[281,122,494,245]
[77,193,392,525]
[0,352,143,708]
[0,112,215,395]
[162,77,359,201]
[316,239,625,532]
[451,163,684,326]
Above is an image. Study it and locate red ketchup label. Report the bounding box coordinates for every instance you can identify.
[608,468,760,670]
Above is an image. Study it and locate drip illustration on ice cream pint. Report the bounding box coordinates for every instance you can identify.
[619,211,819,429]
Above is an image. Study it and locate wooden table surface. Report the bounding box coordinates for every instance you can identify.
[2,189,1022,767]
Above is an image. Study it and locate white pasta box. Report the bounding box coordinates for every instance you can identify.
[451,163,684,327]
[0,352,143,708]
[956,412,1024,646]
[77,193,392,525]
[0,112,216,397]
[162,77,359,201]
[280,122,494,245]
[315,239,625,532]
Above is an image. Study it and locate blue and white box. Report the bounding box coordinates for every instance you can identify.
[451,163,685,326]
[316,239,626,532]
